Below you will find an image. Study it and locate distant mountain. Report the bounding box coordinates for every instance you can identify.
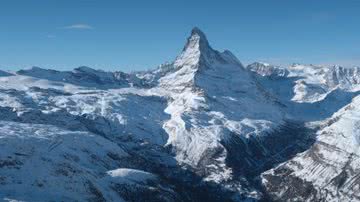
[247,62,289,78]
[0,28,359,201]
[0,70,13,77]
[17,66,142,88]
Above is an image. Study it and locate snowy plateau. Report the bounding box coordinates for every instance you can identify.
[1,28,360,202]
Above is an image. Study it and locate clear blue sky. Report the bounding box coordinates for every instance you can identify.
[1,0,359,71]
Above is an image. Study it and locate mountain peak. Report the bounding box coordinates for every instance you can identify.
[190,27,208,42]
[247,62,289,77]
[173,27,243,70]
[174,27,213,67]
[74,66,102,74]
[186,27,210,52]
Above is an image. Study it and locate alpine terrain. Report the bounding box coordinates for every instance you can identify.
[0,28,359,202]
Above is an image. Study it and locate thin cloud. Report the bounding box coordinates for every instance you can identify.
[61,24,94,30]
[46,34,56,38]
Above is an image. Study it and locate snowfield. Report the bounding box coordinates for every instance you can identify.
[0,27,360,201]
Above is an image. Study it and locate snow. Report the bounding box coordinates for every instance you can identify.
[247,62,289,77]
[0,27,360,201]
[262,94,360,201]
[106,168,156,183]
[16,66,140,89]
[0,121,129,202]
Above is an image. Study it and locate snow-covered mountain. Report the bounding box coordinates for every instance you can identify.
[0,28,360,201]
[247,62,360,201]
[262,95,360,201]
[17,66,143,88]
[247,62,289,78]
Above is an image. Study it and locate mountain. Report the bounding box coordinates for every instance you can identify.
[0,70,13,77]
[0,28,360,201]
[16,66,142,88]
[157,27,284,170]
[247,62,289,78]
[247,62,360,201]
[262,95,360,201]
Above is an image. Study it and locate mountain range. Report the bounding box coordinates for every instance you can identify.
[0,27,359,202]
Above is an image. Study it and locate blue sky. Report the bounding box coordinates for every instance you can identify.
[0,0,359,72]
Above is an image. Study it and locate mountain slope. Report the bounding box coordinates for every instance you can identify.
[262,95,360,201]
[247,62,360,201]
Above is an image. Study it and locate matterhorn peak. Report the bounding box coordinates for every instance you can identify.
[187,27,211,51]
[191,27,205,37]
[173,27,215,67]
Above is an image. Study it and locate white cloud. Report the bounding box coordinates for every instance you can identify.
[62,24,94,30]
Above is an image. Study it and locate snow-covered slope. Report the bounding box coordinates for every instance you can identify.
[262,95,360,201]
[246,62,360,201]
[0,27,360,201]
[0,119,190,202]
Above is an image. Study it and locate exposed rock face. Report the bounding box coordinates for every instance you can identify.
[325,65,360,88]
